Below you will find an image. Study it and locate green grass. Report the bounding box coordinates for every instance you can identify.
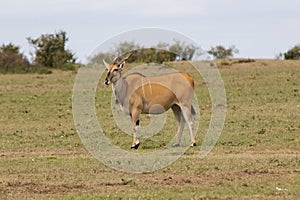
[0,60,299,199]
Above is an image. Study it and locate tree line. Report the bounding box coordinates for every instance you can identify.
[1,30,299,74]
[0,31,77,74]
[88,40,201,65]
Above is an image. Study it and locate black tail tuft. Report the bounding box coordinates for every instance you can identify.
[191,105,196,116]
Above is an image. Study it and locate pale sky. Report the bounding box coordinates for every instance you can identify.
[1,0,300,63]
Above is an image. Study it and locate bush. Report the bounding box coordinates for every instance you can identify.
[1,31,78,74]
[0,43,31,73]
[235,58,255,64]
[27,30,76,68]
[284,45,300,60]
[208,45,239,59]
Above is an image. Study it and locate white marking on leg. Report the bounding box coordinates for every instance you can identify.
[135,125,140,145]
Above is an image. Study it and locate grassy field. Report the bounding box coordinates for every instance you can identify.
[0,59,299,199]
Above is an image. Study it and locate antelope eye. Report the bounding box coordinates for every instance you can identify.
[113,68,118,72]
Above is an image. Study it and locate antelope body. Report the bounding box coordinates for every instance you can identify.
[104,52,196,149]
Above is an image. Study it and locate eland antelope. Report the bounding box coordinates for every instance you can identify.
[104,51,196,149]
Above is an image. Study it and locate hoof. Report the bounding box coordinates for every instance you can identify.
[131,142,140,149]
[190,142,196,147]
[172,143,180,147]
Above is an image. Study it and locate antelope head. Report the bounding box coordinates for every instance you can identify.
[104,51,135,85]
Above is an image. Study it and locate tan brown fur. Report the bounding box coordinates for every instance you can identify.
[104,55,196,149]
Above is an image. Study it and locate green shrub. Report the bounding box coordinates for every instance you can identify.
[0,43,31,73]
[208,45,239,59]
[27,30,76,69]
[284,45,300,60]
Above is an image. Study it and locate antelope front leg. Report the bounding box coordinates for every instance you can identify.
[130,110,141,149]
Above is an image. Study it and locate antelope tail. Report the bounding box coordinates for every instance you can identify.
[191,105,196,116]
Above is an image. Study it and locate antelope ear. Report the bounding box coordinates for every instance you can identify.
[103,59,109,69]
[118,60,126,70]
